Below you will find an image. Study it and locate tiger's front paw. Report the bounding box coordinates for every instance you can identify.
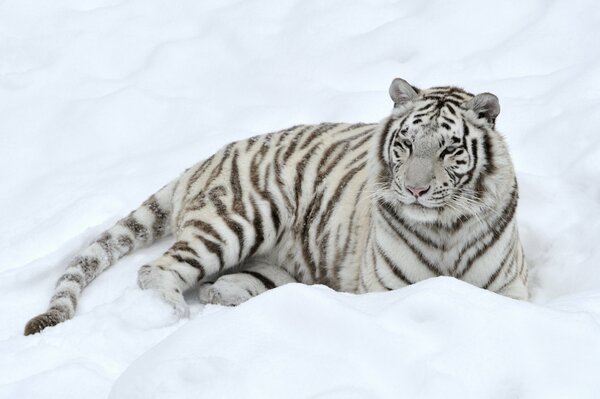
[137,264,190,318]
[162,289,190,319]
[137,264,161,290]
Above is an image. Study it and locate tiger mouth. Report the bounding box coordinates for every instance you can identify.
[403,201,435,211]
[403,199,445,210]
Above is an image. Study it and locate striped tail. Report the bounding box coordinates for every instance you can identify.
[24,180,177,335]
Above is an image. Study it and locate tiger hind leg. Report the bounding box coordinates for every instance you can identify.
[198,259,296,306]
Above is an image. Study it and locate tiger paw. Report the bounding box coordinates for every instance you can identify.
[138,265,190,318]
[198,281,252,306]
[155,287,190,319]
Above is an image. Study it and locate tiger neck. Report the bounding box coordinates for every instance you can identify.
[369,198,500,279]
[374,198,490,247]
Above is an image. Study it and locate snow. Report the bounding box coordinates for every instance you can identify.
[110,279,600,399]
[1,0,600,397]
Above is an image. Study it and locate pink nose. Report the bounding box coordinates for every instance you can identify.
[406,185,430,198]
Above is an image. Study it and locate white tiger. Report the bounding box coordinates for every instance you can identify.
[25,78,527,335]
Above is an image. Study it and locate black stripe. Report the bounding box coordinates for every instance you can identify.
[483,233,517,289]
[371,246,392,290]
[48,304,70,316]
[72,256,100,283]
[273,146,294,212]
[56,272,84,287]
[378,201,443,250]
[300,123,337,149]
[330,181,366,290]
[208,186,246,259]
[422,95,462,107]
[183,219,224,242]
[171,254,205,278]
[171,240,199,256]
[317,231,331,285]
[229,150,247,219]
[122,216,149,242]
[315,141,350,188]
[376,244,412,284]
[453,187,518,277]
[344,150,368,169]
[184,155,215,197]
[117,234,134,253]
[445,103,456,115]
[193,235,224,270]
[378,117,395,166]
[316,161,366,241]
[172,269,187,284]
[51,290,78,308]
[462,119,470,136]
[474,131,497,196]
[283,125,312,164]
[442,116,455,124]
[293,144,316,206]
[377,200,443,276]
[245,135,260,152]
[458,137,478,187]
[337,122,368,133]
[203,143,235,188]
[248,197,265,257]
[349,132,374,151]
[299,191,324,281]
[358,269,368,292]
[145,196,169,239]
[496,265,520,294]
[416,102,436,112]
[241,270,276,290]
[95,232,114,263]
[248,145,283,235]
[276,124,303,145]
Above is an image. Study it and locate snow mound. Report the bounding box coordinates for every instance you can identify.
[110,279,600,399]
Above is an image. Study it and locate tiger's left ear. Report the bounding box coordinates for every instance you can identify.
[389,78,420,107]
[466,93,500,126]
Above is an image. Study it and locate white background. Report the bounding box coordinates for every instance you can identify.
[1,0,600,397]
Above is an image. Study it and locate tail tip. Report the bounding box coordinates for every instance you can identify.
[24,310,64,336]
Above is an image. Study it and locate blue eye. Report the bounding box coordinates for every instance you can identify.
[440,145,460,158]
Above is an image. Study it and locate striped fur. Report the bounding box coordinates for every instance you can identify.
[25,79,527,335]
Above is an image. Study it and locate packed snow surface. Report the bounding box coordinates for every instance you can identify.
[2,0,600,398]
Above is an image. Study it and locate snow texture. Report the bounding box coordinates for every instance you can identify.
[1,0,600,398]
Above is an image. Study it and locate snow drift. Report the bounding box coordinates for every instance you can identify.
[109,279,600,399]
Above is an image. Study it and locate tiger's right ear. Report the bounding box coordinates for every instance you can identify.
[389,78,419,107]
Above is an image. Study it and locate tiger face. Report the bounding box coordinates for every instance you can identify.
[379,78,502,222]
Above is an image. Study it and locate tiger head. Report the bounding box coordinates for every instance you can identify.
[374,78,516,224]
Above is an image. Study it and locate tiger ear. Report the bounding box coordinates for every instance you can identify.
[389,78,419,107]
[466,93,500,126]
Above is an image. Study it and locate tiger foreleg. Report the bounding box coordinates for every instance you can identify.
[498,277,528,300]
[137,233,220,318]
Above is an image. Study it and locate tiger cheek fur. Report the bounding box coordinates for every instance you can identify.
[25,78,527,335]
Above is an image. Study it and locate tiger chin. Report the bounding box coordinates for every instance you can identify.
[25,78,528,336]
